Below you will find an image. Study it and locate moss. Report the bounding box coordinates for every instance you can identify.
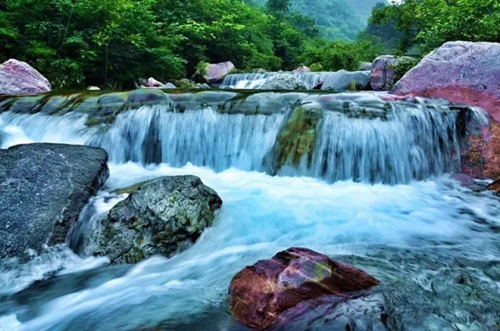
[347,80,357,91]
[113,181,148,195]
[275,105,321,169]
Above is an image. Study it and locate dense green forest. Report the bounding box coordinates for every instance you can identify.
[367,0,500,54]
[1,0,499,89]
[0,0,381,89]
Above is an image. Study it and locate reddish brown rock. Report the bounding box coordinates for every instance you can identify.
[228,247,379,330]
[488,178,500,194]
[0,59,51,95]
[391,41,500,179]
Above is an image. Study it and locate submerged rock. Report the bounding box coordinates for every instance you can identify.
[0,143,109,259]
[94,176,222,264]
[0,59,51,95]
[391,41,500,179]
[260,74,308,90]
[228,247,379,329]
[321,70,370,91]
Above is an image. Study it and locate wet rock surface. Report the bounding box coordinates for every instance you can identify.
[93,175,222,264]
[0,143,109,259]
[228,247,379,329]
[321,70,370,91]
[392,41,500,179]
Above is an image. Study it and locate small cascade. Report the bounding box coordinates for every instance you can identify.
[220,72,333,89]
[0,89,488,184]
[89,106,285,171]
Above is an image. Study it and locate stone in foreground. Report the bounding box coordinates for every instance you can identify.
[0,143,109,259]
[228,247,379,329]
[391,41,500,179]
[94,176,222,264]
[0,59,51,95]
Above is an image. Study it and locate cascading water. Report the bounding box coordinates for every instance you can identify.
[0,91,470,184]
[220,72,333,89]
[0,89,499,331]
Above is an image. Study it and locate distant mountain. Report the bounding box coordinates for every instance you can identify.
[245,0,388,40]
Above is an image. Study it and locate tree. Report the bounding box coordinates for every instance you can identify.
[267,0,291,14]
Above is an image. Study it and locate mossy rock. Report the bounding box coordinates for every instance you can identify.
[273,105,322,169]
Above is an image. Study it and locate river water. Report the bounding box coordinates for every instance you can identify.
[0,93,499,330]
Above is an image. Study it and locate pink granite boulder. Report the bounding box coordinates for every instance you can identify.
[293,65,310,73]
[202,61,235,84]
[391,41,500,179]
[228,247,379,330]
[0,59,51,95]
[146,77,164,88]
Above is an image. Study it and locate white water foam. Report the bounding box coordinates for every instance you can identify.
[2,162,497,331]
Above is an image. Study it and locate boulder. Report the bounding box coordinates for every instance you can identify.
[228,247,379,329]
[163,82,176,89]
[370,55,415,91]
[203,61,235,84]
[321,70,370,91]
[0,143,109,259]
[260,74,309,90]
[0,59,51,95]
[293,65,310,73]
[252,68,267,74]
[487,178,500,194]
[359,62,372,71]
[93,175,222,264]
[146,77,164,88]
[391,41,500,179]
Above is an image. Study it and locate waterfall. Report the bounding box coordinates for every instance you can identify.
[0,90,487,184]
[220,72,333,89]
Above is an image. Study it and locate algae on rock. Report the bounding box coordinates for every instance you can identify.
[93,175,223,264]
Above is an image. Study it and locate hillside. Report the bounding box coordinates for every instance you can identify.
[246,0,388,40]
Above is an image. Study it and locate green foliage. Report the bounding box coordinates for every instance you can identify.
[301,38,383,71]
[196,61,208,76]
[0,0,387,89]
[366,0,500,54]
[309,63,323,72]
[267,0,291,13]
[390,56,419,82]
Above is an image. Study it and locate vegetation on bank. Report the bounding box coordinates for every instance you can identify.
[0,0,382,89]
[0,0,498,89]
[367,0,500,54]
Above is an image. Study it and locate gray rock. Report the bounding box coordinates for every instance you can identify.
[0,59,51,95]
[164,82,176,89]
[260,74,308,90]
[359,62,372,71]
[371,55,416,91]
[321,70,371,91]
[94,175,222,264]
[252,68,267,74]
[0,143,109,259]
[199,83,211,89]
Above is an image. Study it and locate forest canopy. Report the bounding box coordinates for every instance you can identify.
[0,0,381,89]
